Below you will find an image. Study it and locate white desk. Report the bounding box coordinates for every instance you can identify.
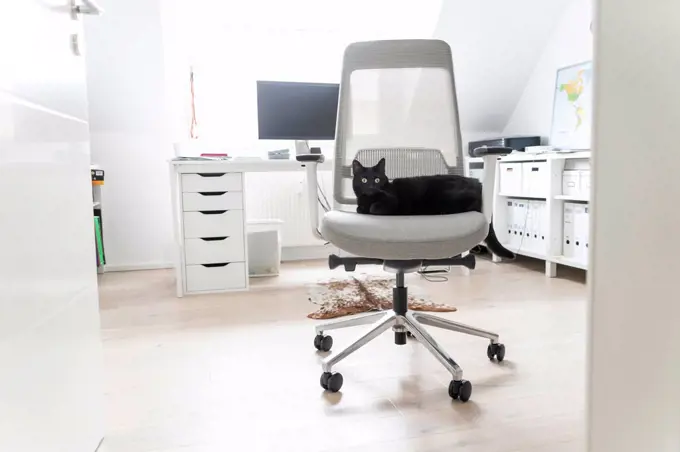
[169,158,332,297]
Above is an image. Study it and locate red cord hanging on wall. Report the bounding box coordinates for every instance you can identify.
[189,66,199,139]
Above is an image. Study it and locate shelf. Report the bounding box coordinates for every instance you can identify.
[554,195,589,202]
[498,193,547,200]
[551,255,588,270]
[502,244,547,260]
[499,150,591,163]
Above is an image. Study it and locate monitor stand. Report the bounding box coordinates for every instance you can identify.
[295,140,310,155]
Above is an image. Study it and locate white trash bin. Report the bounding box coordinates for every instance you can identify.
[246,219,283,277]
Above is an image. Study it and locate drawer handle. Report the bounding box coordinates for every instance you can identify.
[200,237,228,241]
[199,210,228,215]
[199,192,227,196]
[531,167,539,172]
[197,173,226,177]
[201,263,230,268]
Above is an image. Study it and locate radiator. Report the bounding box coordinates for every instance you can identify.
[243,171,334,247]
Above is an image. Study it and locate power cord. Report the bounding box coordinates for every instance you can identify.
[417,265,450,282]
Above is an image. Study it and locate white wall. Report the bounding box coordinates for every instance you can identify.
[503,0,593,140]
[588,0,680,450]
[84,0,175,270]
[434,0,572,139]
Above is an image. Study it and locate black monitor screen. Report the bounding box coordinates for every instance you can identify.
[257,81,339,140]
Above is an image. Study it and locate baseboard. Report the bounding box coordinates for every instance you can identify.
[103,262,173,272]
[282,244,333,262]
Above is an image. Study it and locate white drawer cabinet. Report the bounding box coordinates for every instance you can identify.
[171,166,249,296]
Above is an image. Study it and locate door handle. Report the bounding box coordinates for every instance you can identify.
[72,0,104,16]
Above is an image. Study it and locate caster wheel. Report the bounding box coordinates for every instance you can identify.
[314,334,333,352]
[487,343,506,362]
[448,379,472,402]
[320,372,343,392]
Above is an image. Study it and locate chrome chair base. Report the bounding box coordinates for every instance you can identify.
[315,311,505,401]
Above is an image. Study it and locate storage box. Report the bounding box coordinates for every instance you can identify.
[521,162,549,197]
[247,219,283,277]
[562,171,580,196]
[499,163,523,195]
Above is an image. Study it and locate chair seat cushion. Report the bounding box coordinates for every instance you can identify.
[321,210,489,260]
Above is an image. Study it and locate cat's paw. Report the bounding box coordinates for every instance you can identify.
[369,202,390,215]
[356,205,370,214]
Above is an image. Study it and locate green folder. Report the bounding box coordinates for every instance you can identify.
[94,216,105,266]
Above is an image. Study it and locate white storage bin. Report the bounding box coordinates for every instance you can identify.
[499,163,523,195]
[562,171,580,196]
[247,219,283,277]
[521,162,549,197]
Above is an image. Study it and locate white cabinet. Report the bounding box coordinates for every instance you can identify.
[171,166,248,296]
[493,151,592,276]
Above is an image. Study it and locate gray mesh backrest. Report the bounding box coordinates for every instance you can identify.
[333,40,465,206]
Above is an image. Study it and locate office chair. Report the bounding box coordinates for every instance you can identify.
[302,39,512,402]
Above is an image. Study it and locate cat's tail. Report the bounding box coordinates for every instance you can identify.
[484,220,516,260]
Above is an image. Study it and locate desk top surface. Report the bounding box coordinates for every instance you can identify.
[170,158,333,173]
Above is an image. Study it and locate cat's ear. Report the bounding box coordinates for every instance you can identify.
[352,159,364,175]
[374,158,386,174]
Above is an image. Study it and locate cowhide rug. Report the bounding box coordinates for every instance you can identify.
[307,275,456,320]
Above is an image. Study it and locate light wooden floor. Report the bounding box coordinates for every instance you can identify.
[97,258,587,452]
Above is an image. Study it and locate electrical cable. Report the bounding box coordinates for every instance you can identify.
[417,265,450,283]
[318,181,331,210]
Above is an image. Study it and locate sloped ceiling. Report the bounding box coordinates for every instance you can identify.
[434,0,573,134]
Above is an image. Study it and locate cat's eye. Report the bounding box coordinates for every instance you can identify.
[361,178,367,183]
[374,178,380,183]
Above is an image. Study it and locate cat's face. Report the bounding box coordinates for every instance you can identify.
[352,158,388,196]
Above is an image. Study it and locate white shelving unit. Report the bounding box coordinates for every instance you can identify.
[492,151,591,277]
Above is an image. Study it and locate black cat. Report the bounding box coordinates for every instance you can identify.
[352,158,515,259]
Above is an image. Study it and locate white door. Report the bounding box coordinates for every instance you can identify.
[0,1,104,451]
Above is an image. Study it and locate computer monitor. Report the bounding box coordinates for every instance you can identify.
[256,80,339,141]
